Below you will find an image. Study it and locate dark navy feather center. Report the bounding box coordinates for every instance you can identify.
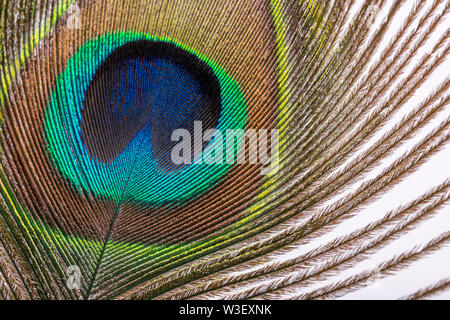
[80,40,221,167]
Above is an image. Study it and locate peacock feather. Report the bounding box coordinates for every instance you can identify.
[0,0,449,300]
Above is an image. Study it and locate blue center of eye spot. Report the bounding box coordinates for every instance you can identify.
[80,40,221,169]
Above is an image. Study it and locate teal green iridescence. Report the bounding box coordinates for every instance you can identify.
[45,32,247,204]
